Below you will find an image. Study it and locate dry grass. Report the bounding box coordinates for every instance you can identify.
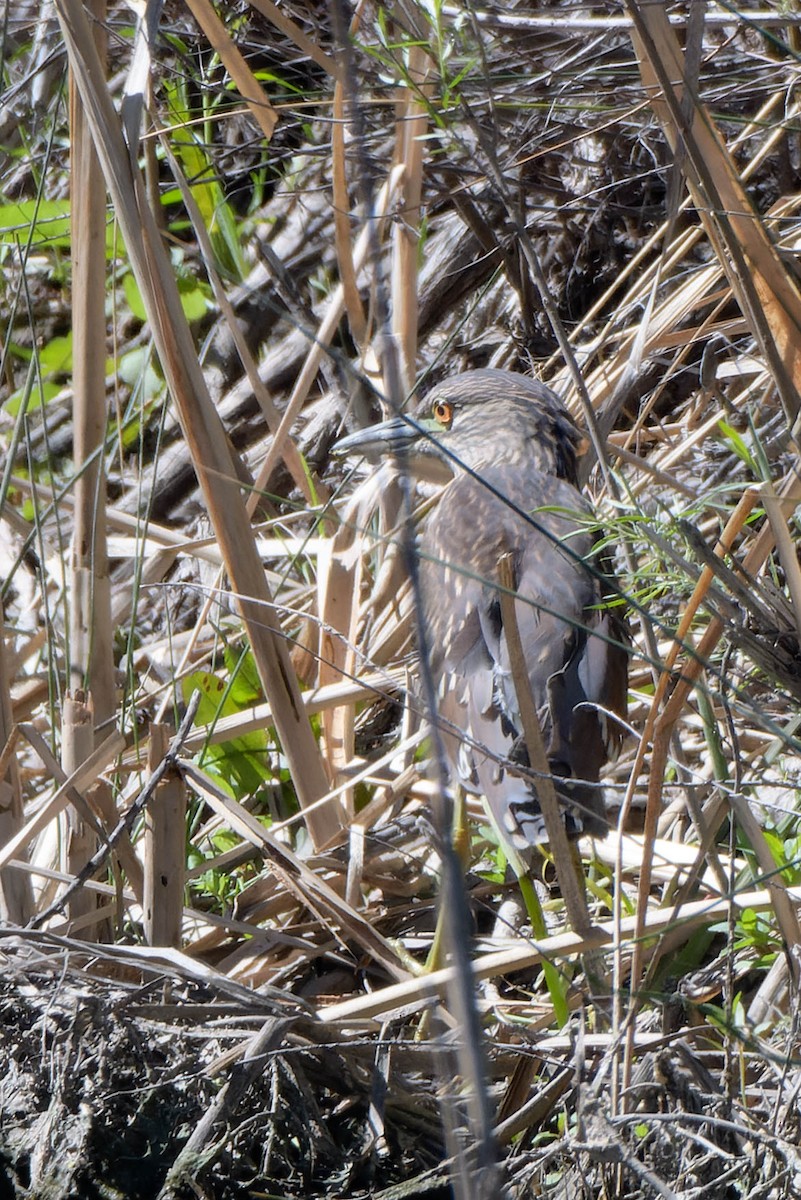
[2,2,801,1197]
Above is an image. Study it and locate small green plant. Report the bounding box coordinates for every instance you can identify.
[162,74,246,281]
[182,651,271,803]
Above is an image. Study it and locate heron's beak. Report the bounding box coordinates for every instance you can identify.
[332,416,423,460]
[332,415,454,484]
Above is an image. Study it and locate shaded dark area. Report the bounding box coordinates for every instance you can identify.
[0,940,450,1200]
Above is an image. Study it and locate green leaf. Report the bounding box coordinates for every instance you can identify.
[0,199,122,255]
[122,271,147,321]
[5,379,61,415]
[718,419,755,474]
[3,332,73,414]
[124,267,210,323]
[182,670,272,800]
[183,670,232,725]
[176,274,212,321]
[211,829,241,854]
[38,333,73,377]
[163,77,244,280]
[761,827,786,869]
[222,645,263,705]
[118,346,162,399]
[0,199,72,248]
[200,740,271,798]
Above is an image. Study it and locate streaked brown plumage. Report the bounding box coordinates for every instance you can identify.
[335,368,628,850]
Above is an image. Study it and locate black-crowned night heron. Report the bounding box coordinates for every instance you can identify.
[335,368,628,852]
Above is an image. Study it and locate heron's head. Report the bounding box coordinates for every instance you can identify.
[333,368,582,483]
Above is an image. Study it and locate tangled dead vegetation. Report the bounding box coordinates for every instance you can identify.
[4,2,801,1197]
[2,929,801,1199]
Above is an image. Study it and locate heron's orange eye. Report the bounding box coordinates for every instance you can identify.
[432,399,454,427]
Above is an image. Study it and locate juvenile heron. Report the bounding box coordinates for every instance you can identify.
[335,369,628,852]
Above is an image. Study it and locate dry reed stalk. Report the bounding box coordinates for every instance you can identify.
[330,470,420,681]
[61,696,107,936]
[183,0,278,143]
[577,256,722,422]
[316,293,412,792]
[0,606,31,923]
[618,469,801,1101]
[54,0,340,851]
[143,723,185,947]
[66,0,118,943]
[558,79,791,393]
[0,728,126,875]
[246,167,405,501]
[320,879,801,1028]
[316,530,361,799]
[180,758,412,980]
[391,42,432,388]
[557,93,801,452]
[247,0,342,81]
[627,1,801,428]
[160,138,315,502]
[177,669,402,756]
[68,0,114,718]
[22,722,144,906]
[498,554,592,937]
[762,481,801,639]
[332,3,368,347]
[615,489,759,1090]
